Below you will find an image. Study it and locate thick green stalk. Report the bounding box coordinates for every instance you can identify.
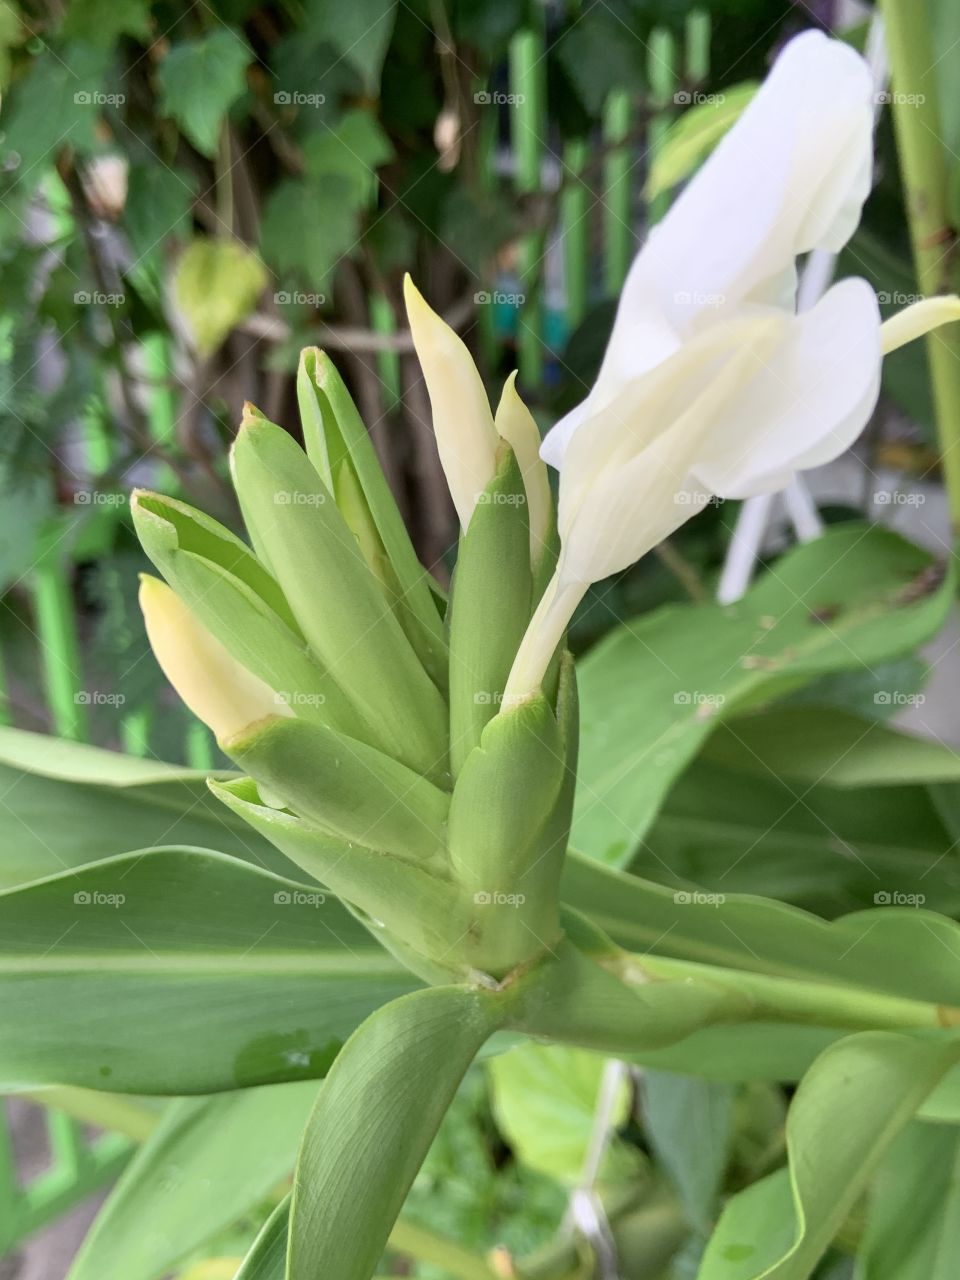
[631,953,960,1034]
[879,0,960,531]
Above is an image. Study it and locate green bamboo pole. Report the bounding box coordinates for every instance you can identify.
[602,91,632,294]
[878,0,960,534]
[646,27,678,227]
[561,138,589,329]
[509,25,545,385]
[370,293,402,411]
[32,562,87,741]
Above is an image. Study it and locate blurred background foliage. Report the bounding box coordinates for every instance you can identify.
[0,0,903,756]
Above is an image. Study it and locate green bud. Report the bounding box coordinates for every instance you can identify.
[447,447,533,775]
[446,688,567,974]
[230,410,449,782]
[221,715,450,863]
[132,492,371,741]
[210,776,472,967]
[298,349,447,689]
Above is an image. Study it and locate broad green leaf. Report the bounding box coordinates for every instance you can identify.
[575,524,952,866]
[61,0,150,47]
[2,45,111,163]
[698,1034,960,1279]
[302,110,394,203]
[304,0,397,91]
[68,1084,318,1280]
[173,238,267,356]
[158,29,252,157]
[288,986,501,1280]
[858,1121,960,1279]
[642,757,958,918]
[488,1043,631,1184]
[123,163,197,265]
[235,1197,289,1279]
[703,706,960,787]
[646,83,758,201]
[0,727,287,885]
[641,1072,734,1233]
[0,848,415,1092]
[628,1024,838,1085]
[560,850,960,1009]
[260,177,359,286]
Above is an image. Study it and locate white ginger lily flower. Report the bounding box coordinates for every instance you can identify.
[503,30,960,703]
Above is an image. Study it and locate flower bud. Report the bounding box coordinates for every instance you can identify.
[138,575,292,743]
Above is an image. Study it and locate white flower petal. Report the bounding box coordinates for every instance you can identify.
[557,313,788,585]
[404,275,499,529]
[546,30,874,458]
[692,278,881,498]
[494,371,553,561]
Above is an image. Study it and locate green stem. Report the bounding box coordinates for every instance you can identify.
[878,0,960,532]
[389,1220,508,1280]
[632,953,959,1033]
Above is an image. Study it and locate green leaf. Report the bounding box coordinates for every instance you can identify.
[488,1043,631,1184]
[287,985,501,1280]
[68,1084,318,1280]
[703,706,960,788]
[173,238,267,356]
[643,757,959,918]
[236,1197,289,1280]
[61,0,151,47]
[0,848,415,1092]
[2,45,112,165]
[698,1034,960,1279]
[560,850,960,1009]
[641,1072,734,1233]
[574,524,952,866]
[858,1122,960,1280]
[0,727,289,886]
[260,177,359,286]
[302,110,393,202]
[123,163,197,265]
[303,0,398,92]
[646,83,758,201]
[158,29,252,157]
